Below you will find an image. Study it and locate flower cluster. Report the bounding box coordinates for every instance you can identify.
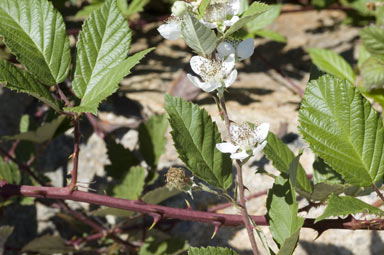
[157,0,255,93]
[216,122,269,161]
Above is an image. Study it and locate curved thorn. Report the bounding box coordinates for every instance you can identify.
[211,221,222,239]
[185,199,191,209]
[149,213,162,230]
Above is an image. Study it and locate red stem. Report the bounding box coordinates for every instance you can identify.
[208,190,267,212]
[66,118,80,192]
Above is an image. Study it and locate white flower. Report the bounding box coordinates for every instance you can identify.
[157,16,182,40]
[201,0,241,30]
[216,122,270,161]
[217,38,254,61]
[171,1,188,16]
[187,54,237,92]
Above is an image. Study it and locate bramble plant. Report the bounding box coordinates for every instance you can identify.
[1,0,384,254]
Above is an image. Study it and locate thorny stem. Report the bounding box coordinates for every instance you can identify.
[372,184,384,203]
[209,190,267,212]
[218,93,259,255]
[67,117,80,192]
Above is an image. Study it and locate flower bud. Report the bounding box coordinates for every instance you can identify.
[216,41,235,58]
[172,1,188,16]
[236,38,254,60]
[166,167,191,190]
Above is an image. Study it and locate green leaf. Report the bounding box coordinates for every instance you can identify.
[0,157,20,184]
[361,56,384,90]
[276,229,301,255]
[308,48,356,83]
[105,138,139,179]
[225,8,269,37]
[298,75,384,187]
[263,132,312,194]
[181,13,217,57]
[198,0,211,17]
[3,116,66,143]
[0,59,60,112]
[70,48,154,114]
[22,235,74,255]
[188,246,239,255]
[357,44,371,70]
[360,25,384,55]
[288,151,302,188]
[113,166,146,200]
[310,182,347,201]
[142,186,181,205]
[122,0,150,17]
[0,0,70,85]
[164,95,233,190]
[316,194,384,223]
[75,2,104,18]
[267,175,304,248]
[254,29,286,43]
[72,0,131,99]
[140,236,188,255]
[313,156,344,185]
[139,114,168,168]
[246,4,281,33]
[242,2,271,17]
[0,226,14,252]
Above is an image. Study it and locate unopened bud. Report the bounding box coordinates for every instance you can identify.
[166,167,191,190]
[172,1,188,16]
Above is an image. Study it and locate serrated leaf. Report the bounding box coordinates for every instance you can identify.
[361,56,384,89]
[188,246,239,255]
[22,235,74,255]
[0,59,60,112]
[313,156,344,185]
[75,2,104,18]
[276,229,300,255]
[298,75,384,187]
[181,13,217,57]
[105,138,139,179]
[72,0,131,99]
[0,157,20,184]
[254,29,286,43]
[308,48,356,83]
[198,0,211,17]
[360,25,384,55]
[141,186,181,205]
[113,166,146,200]
[164,95,232,190]
[0,226,14,254]
[122,0,150,17]
[3,116,66,143]
[140,236,188,255]
[139,114,168,168]
[310,182,347,201]
[242,1,271,17]
[357,44,371,70]
[225,7,269,37]
[263,132,312,194]
[316,194,384,223]
[69,48,154,114]
[246,5,281,33]
[0,0,70,85]
[267,175,304,248]
[288,151,302,188]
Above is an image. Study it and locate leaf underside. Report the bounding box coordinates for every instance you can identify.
[299,75,384,187]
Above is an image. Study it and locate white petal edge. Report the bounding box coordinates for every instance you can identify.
[187,74,220,92]
[230,150,249,161]
[200,19,218,29]
[224,69,238,88]
[228,0,241,15]
[222,54,236,75]
[216,143,239,153]
[190,56,207,76]
[217,42,235,59]
[237,38,254,60]
[255,122,270,142]
[157,22,181,40]
[253,140,267,156]
[223,16,240,27]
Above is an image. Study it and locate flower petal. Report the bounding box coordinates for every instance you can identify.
[157,22,181,40]
[217,42,235,59]
[224,69,237,88]
[230,150,249,161]
[187,74,220,92]
[253,141,267,155]
[254,123,270,142]
[200,19,218,29]
[222,54,235,75]
[190,56,207,76]
[228,0,241,15]
[237,38,254,60]
[223,16,239,27]
[216,142,239,153]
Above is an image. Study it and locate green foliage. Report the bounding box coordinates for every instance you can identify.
[164,95,233,191]
[299,75,384,187]
[188,246,239,255]
[312,157,344,185]
[312,0,336,8]
[276,229,301,255]
[139,114,168,168]
[0,157,20,184]
[141,187,181,205]
[254,29,286,43]
[22,235,74,255]
[139,236,188,255]
[69,48,153,114]
[0,59,60,112]
[121,0,150,17]
[246,5,281,33]
[75,2,104,17]
[0,226,14,252]
[181,13,217,57]
[357,44,371,70]
[361,56,384,89]
[0,0,70,85]
[360,25,384,55]
[113,166,146,200]
[316,194,384,222]
[198,0,211,17]
[242,2,271,17]
[3,116,66,143]
[263,132,312,194]
[308,48,356,83]
[267,175,304,249]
